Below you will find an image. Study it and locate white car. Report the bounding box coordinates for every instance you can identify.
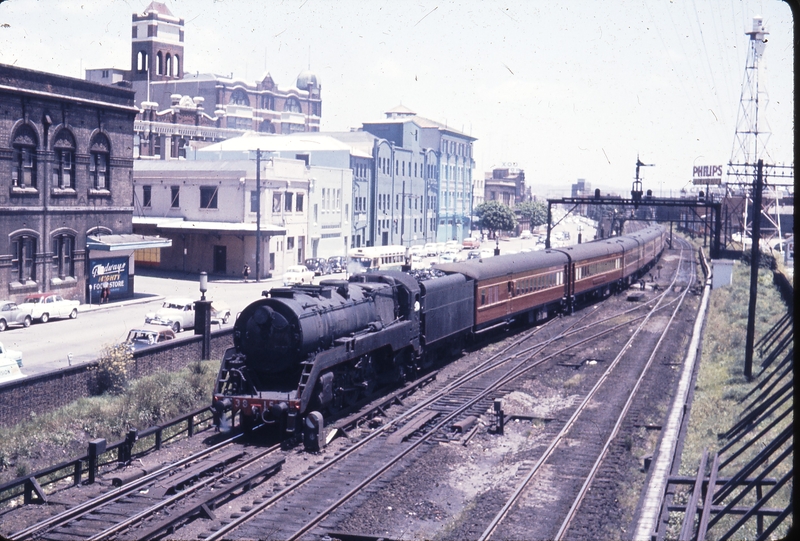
[145,298,196,333]
[424,243,439,257]
[408,245,424,257]
[283,265,315,286]
[0,341,23,368]
[19,293,80,323]
[520,230,532,239]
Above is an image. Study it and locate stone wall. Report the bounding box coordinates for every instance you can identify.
[0,328,232,427]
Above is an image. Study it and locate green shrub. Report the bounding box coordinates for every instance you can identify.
[90,343,133,395]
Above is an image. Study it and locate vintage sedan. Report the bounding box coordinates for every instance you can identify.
[284,265,315,286]
[0,301,32,331]
[19,293,79,323]
[144,298,196,333]
[211,302,232,324]
[125,327,176,352]
[0,341,23,368]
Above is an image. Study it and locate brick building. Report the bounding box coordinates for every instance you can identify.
[0,63,169,304]
[86,2,322,160]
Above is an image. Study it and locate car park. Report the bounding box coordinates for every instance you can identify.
[327,256,346,273]
[304,258,331,276]
[0,341,23,368]
[0,301,32,331]
[144,298,196,333]
[284,265,315,286]
[18,293,79,323]
[124,326,176,352]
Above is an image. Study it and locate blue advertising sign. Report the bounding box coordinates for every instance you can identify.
[88,257,129,303]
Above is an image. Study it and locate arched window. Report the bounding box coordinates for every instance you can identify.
[230,89,250,106]
[156,52,163,75]
[284,97,302,113]
[11,234,37,283]
[259,119,275,133]
[89,134,111,190]
[137,51,148,72]
[52,233,75,279]
[11,125,39,189]
[165,54,172,77]
[52,129,76,189]
[173,55,180,76]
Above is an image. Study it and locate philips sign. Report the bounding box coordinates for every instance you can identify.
[693,164,723,185]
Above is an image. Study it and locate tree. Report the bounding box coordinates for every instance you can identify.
[517,200,548,229]
[474,201,517,239]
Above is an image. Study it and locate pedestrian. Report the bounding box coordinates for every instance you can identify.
[243,263,250,282]
[100,282,110,304]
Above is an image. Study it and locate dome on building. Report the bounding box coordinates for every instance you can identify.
[296,70,320,89]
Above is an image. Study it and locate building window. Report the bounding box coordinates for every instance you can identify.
[52,234,75,279]
[11,125,38,189]
[143,185,152,207]
[273,192,281,213]
[52,130,76,189]
[285,192,293,212]
[284,97,302,113]
[287,237,295,250]
[171,186,180,208]
[230,89,250,106]
[89,134,111,190]
[296,193,304,212]
[200,186,218,209]
[11,234,37,283]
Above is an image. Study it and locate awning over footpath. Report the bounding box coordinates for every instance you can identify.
[87,234,173,252]
[133,217,286,236]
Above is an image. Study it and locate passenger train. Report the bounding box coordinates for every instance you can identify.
[212,225,668,439]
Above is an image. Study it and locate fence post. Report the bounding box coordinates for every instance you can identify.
[188,414,194,438]
[155,428,162,451]
[88,439,107,484]
[73,460,83,486]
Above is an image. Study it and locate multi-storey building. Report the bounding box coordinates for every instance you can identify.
[86,2,321,160]
[132,133,353,279]
[484,166,526,208]
[0,63,169,304]
[363,106,476,244]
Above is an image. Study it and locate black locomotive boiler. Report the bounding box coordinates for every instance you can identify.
[213,225,667,439]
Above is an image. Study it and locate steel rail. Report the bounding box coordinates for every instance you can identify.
[11,432,245,540]
[555,241,696,538]
[477,244,689,541]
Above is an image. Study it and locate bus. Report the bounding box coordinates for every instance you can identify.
[348,245,409,273]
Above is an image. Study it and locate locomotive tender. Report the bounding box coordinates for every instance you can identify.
[212,225,667,437]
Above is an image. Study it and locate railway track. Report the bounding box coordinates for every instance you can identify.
[182,244,696,540]
[7,241,696,541]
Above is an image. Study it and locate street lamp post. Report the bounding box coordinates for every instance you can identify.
[194,271,212,360]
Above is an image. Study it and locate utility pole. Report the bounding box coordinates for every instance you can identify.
[255,149,261,282]
[743,160,763,380]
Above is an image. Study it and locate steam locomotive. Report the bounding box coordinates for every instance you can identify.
[212,225,667,438]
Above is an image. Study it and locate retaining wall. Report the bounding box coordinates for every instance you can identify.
[0,328,233,427]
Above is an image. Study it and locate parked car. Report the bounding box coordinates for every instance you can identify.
[467,249,482,260]
[520,230,533,239]
[144,298,196,333]
[424,242,439,257]
[327,256,346,274]
[210,302,232,325]
[19,293,79,323]
[463,237,481,249]
[125,326,176,352]
[284,265,315,286]
[445,240,461,251]
[407,245,424,258]
[0,352,25,383]
[439,250,459,264]
[0,301,32,331]
[304,258,331,276]
[0,341,23,368]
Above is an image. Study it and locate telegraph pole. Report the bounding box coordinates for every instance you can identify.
[743,160,763,380]
[255,149,261,282]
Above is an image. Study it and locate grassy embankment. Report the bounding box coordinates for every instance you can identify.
[668,247,792,539]
[0,344,220,488]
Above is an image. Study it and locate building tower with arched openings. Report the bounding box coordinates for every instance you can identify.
[130,1,184,83]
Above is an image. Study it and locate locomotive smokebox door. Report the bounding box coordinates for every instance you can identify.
[304,411,324,452]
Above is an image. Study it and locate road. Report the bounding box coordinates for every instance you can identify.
[5,215,598,377]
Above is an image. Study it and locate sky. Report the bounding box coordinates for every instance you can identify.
[0,0,794,197]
